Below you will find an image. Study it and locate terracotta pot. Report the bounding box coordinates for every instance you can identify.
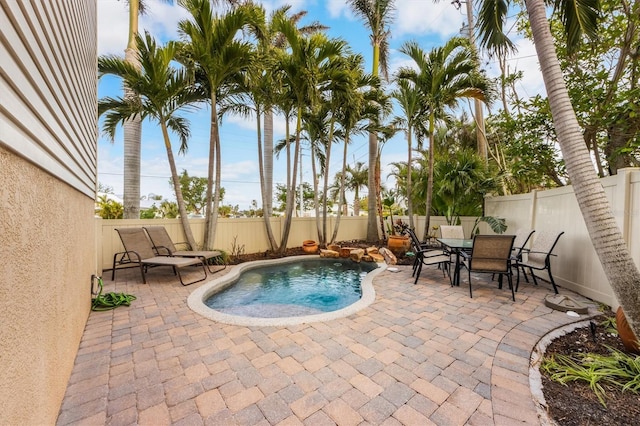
[387,235,410,257]
[616,307,640,354]
[302,240,318,253]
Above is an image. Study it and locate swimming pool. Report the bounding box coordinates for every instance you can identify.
[188,256,385,326]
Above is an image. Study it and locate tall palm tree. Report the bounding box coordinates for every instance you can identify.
[178,0,265,250]
[477,0,640,337]
[396,37,491,240]
[348,0,395,242]
[391,79,424,230]
[99,32,200,248]
[272,16,347,252]
[262,9,328,220]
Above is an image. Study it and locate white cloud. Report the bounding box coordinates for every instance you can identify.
[326,0,350,19]
[393,0,465,39]
[97,0,189,56]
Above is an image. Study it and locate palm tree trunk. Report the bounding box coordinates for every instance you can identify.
[203,95,216,249]
[279,110,302,252]
[321,119,336,245]
[160,121,196,248]
[264,108,274,217]
[367,130,378,241]
[122,1,141,219]
[312,148,322,243]
[406,127,413,229]
[526,0,640,336]
[423,114,435,241]
[256,107,279,251]
[331,135,350,244]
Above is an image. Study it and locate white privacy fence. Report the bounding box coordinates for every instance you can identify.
[485,167,640,308]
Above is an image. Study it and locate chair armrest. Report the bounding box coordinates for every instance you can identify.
[460,251,471,260]
[175,241,193,250]
[417,248,446,257]
[154,245,172,256]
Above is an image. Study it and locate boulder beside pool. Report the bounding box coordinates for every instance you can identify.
[320,249,340,258]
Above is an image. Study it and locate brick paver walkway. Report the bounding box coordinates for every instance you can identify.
[57,262,596,425]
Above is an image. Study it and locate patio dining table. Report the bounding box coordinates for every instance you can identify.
[437,238,473,287]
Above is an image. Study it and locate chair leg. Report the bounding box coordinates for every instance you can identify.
[139,263,147,284]
[508,272,515,301]
[548,265,559,294]
[468,269,473,298]
[176,262,208,286]
[414,261,423,285]
[529,267,539,286]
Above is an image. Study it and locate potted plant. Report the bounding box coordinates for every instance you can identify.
[383,191,410,256]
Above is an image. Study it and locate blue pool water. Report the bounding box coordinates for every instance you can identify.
[204,258,378,318]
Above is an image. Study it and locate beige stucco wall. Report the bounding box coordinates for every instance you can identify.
[0,147,95,424]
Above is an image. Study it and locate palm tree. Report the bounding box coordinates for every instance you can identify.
[391,79,425,230]
[343,162,369,217]
[99,32,200,248]
[178,0,265,250]
[272,16,347,252]
[396,37,491,240]
[348,0,396,242]
[477,0,640,337]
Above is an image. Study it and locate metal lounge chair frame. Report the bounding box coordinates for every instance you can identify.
[516,231,564,294]
[460,234,516,301]
[112,228,207,286]
[143,226,226,274]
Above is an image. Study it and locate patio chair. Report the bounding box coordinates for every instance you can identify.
[406,228,450,283]
[144,226,226,274]
[515,231,564,294]
[460,234,516,301]
[510,228,535,281]
[440,225,465,239]
[112,228,207,286]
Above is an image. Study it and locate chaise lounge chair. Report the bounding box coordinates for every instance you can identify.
[143,226,226,274]
[112,228,207,286]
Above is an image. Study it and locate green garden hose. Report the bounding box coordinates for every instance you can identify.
[91,277,136,311]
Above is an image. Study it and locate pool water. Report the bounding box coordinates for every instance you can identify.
[204,258,378,318]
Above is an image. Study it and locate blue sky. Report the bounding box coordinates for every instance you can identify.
[97,0,543,210]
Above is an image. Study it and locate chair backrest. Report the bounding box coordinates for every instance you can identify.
[469,235,515,273]
[144,226,178,254]
[513,229,534,249]
[406,228,422,251]
[528,231,564,265]
[115,228,157,260]
[440,225,465,239]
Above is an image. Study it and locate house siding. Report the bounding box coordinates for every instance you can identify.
[0,1,97,424]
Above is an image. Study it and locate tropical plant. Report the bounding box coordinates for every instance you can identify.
[477,0,640,340]
[95,194,124,219]
[98,31,200,248]
[391,78,424,229]
[348,0,396,242]
[396,36,491,240]
[178,0,265,250]
[271,16,347,251]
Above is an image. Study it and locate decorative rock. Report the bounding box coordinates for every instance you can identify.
[350,248,365,263]
[320,249,339,258]
[340,247,355,258]
[369,253,385,263]
[366,246,379,254]
[362,255,373,262]
[327,244,341,252]
[379,247,397,265]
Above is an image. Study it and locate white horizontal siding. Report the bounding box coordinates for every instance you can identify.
[0,0,97,197]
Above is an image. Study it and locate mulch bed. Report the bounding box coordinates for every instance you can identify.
[232,241,640,425]
[540,314,640,425]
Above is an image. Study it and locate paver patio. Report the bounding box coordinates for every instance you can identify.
[57,261,597,425]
